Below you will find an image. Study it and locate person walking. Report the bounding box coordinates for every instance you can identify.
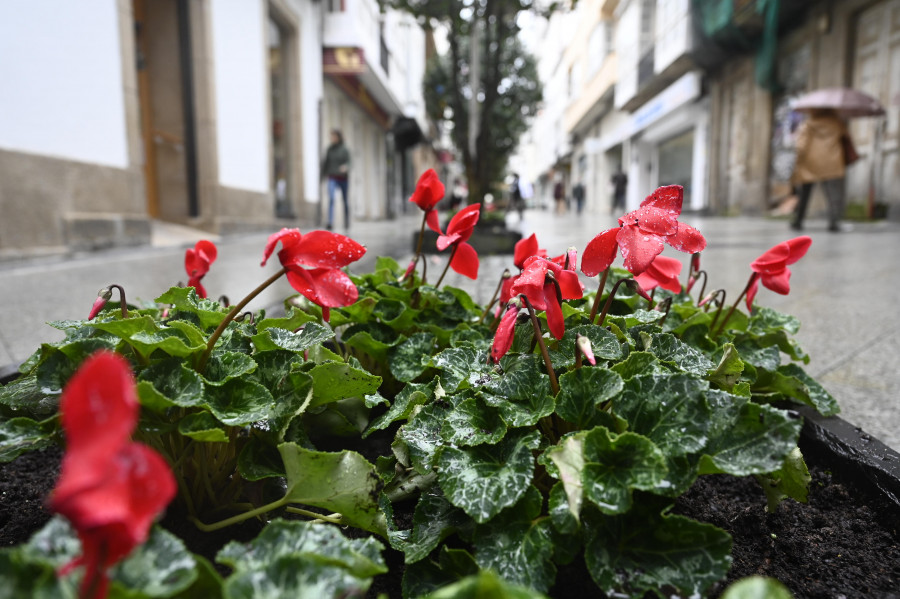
[321,129,351,230]
[610,166,628,215]
[791,108,854,232]
[572,181,585,215]
[553,178,566,214]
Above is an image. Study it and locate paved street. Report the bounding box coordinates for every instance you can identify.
[2,209,899,449]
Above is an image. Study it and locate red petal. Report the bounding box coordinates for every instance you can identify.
[667,223,707,254]
[616,226,665,275]
[280,230,366,269]
[581,228,619,277]
[511,259,550,310]
[625,205,678,236]
[188,278,207,299]
[649,255,683,280]
[446,204,480,239]
[751,242,790,274]
[543,283,565,340]
[634,271,659,292]
[450,242,479,279]
[409,169,446,211]
[556,269,584,300]
[785,236,812,265]
[261,228,302,266]
[195,240,218,264]
[425,209,442,234]
[761,268,792,295]
[514,233,539,270]
[745,274,760,311]
[58,353,138,458]
[286,267,360,308]
[498,275,516,305]
[640,184,684,216]
[88,297,108,320]
[436,232,461,251]
[491,308,518,363]
[184,248,209,278]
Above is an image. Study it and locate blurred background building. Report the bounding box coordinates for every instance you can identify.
[0,0,435,257]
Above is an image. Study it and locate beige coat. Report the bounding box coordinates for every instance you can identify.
[792,112,849,184]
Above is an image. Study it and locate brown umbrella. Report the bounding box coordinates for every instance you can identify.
[791,87,885,118]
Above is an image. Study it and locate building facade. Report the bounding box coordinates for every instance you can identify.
[0,0,431,257]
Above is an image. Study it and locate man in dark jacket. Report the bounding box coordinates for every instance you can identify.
[322,129,351,229]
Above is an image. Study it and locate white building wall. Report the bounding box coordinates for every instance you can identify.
[290,0,325,204]
[211,0,269,192]
[614,0,641,109]
[655,0,692,73]
[0,0,127,168]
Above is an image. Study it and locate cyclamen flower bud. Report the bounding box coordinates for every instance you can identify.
[88,287,113,320]
[623,279,652,302]
[576,334,596,366]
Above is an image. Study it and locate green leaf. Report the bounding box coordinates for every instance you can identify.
[777,363,839,416]
[646,333,715,375]
[400,488,471,564]
[0,550,74,599]
[440,396,507,446]
[473,486,556,593]
[390,333,436,382]
[700,399,802,477]
[583,503,732,598]
[396,402,450,474]
[549,325,623,367]
[237,436,286,480]
[343,323,402,362]
[609,351,667,379]
[375,298,419,330]
[279,444,386,535]
[204,379,274,426]
[548,482,579,535]
[110,526,199,597]
[204,351,257,385]
[581,428,667,514]
[757,447,811,512]
[217,519,385,599]
[402,548,479,599]
[734,342,781,373]
[556,368,623,428]
[0,374,58,418]
[424,570,549,599]
[614,374,711,455]
[433,346,488,393]
[721,576,795,599]
[365,379,436,437]
[309,362,382,408]
[709,343,744,391]
[748,306,800,335]
[137,358,205,409]
[256,307,316,333]
[251,324,334,353]
[178,411,228,442]
[0,417,55,462]
[90,315,157,340]
[156,286,227,330]
[437,429,540,523]
[482,355,553,427]
[544,432,586,523]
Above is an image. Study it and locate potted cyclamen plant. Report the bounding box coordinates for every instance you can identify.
[1,174,897,598]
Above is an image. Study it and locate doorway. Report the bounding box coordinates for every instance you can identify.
[133,0,198,220]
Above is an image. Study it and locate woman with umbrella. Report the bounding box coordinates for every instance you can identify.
[790,88,884,232]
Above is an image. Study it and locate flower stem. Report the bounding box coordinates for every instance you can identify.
[707,289,728,332]
[588,268,610,322]
[693,270,709,304]
[191,496,289,532]
[285,507,346,525]
[109,284,128,319]
[519,294,559,395]
[198,266,287,372]
[479,269,511,324]
[714,273,759,337]
[434,245,458,289]
[595,278,630,327]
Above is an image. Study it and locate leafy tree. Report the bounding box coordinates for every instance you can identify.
[389,0,543,204]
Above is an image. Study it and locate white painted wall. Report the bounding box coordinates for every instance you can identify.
[0,0,127,168]
[211,0,269,192]
[289,0,325,203]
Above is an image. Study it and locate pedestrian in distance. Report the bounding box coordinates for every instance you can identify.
[321,129,351,230]
[791,108,855,232]
[572,181,586,215]
[553,178,566,214]
[610,166,628,215]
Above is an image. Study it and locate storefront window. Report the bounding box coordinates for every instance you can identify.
[658,129,693,205]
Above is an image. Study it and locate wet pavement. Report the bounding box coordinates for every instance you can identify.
[2,208,899,449]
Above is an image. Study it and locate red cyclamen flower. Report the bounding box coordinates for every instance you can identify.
[499,234,547,315]
[491,303,519,363]
[184,240,218,298]
[436,204,481,279]
[49,352,176,599]
[745,236,812,311]
[634,255,683,294]
[582,185,706,277]
[261,228,366,321]
[409,169,445,234]
[511,256,583,339]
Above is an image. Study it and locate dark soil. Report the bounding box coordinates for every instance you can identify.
[4,444,900,598]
